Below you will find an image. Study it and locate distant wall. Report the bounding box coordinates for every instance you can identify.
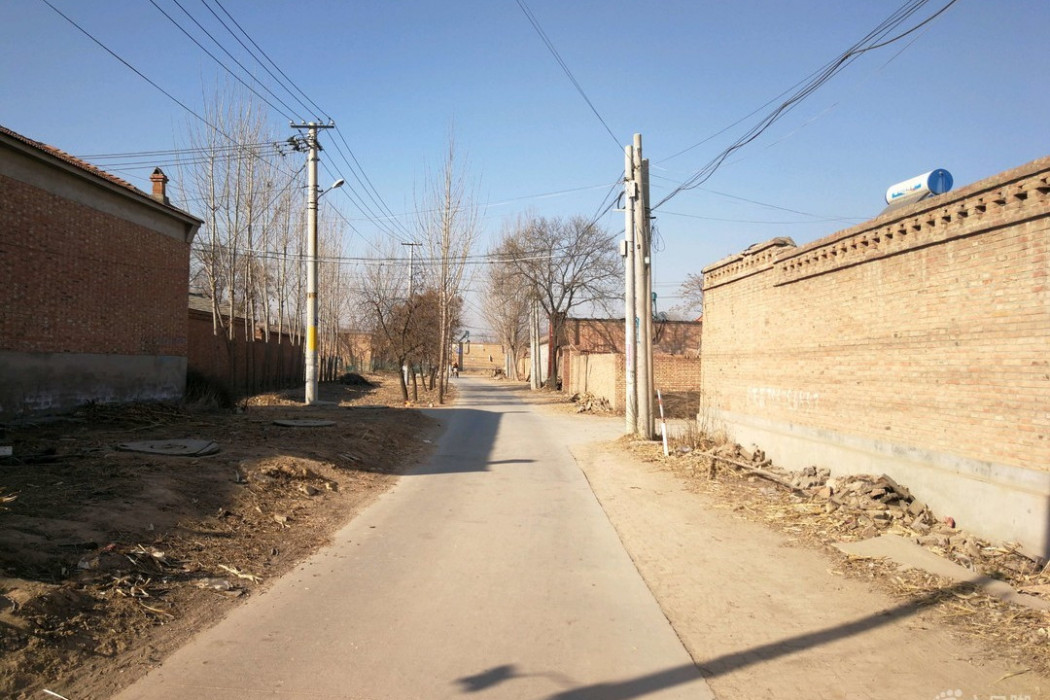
[563,317,702,356]
[566,352,624,408]
[700,155,1050,556]
[186,309,304,398]
[461,342,506,373]
[565,351,701,411]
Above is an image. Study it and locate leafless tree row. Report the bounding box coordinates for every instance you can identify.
[177,91,621,400]
[177,90,358,393]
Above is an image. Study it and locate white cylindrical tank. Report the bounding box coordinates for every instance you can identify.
[885,169,953,205]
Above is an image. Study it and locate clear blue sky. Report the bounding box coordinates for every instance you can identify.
[3,0,1046,332]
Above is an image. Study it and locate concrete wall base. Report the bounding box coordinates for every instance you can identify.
[0,351,186,419]
[708,409,1050,560]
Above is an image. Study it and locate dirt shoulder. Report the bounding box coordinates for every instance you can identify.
[576,441,1049,699]
[519,386,1050,693]
[0,373,442,700]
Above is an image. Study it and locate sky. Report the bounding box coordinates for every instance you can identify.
[2,0,1047,336]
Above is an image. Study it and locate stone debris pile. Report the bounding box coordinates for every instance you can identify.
[692,441,1048,584]
[570,393,612,413]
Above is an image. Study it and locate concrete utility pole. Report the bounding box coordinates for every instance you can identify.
[633,135,652,438]
[639,151,654,438]
[401,241,422,297]
[530,297,542,390]
[291,121,335,405]
[623,133,654,438]
[623,144,638,434]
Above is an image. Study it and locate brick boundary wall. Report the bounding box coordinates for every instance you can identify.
[565,350,701,412]
[186,310,304,398]
[700,155,1050,556]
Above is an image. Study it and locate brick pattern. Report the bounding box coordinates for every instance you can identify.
[563,317,702,356]
[700,156,1050,472]
[1,174,189,357]
[186,310,304,395]
[565,350,701,410]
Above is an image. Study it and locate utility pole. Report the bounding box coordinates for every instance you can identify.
[639,151,654,438]
[633,134,652,438]
[623,133,654,438]
[291,121,335,405]
[623,144,637,434]
[530,296,541,390]
[401,241,422,297]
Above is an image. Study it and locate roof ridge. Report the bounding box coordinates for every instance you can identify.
[0,123,143,195]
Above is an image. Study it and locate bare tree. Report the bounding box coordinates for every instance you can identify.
[359,248,432,401]
[482,249,529,380]
[417,134,478,403]
[178,86,304,394]
[494,215,620,388]
[670,272,704,321]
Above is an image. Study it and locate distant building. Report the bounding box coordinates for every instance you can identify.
[0,124,202,418]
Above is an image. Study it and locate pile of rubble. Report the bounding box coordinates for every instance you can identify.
[571,393,613,414]
[690,442,1048,583]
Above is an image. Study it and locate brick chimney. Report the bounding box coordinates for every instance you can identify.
[150,167,170,205]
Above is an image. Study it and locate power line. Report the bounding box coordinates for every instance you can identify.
[208,0,332,122]
[196,0,321,120]
[77,140,282,160]
[514,0,621,150]
[658,210,861,226]
[145,0,301,121]
[39,0,304,188]
[654,0,961,210]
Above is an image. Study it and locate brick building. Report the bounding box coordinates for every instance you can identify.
[700,155,1050,556]
[0,125,201,418]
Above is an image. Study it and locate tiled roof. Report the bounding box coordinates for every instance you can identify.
[0,123,143,196]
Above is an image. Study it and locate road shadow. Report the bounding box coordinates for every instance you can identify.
[454,580,985,699]
[410,408,504,475]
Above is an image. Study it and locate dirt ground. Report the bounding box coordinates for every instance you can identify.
[3,377,1047,697]
[621,433,1050,682]
[0,373,442,700]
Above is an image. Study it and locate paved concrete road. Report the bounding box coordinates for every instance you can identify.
[115,378,713,700]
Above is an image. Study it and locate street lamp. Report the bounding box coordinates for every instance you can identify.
[321,178,345,196]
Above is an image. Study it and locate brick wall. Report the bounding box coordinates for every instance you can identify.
[186,310,304,397]
[565,350,700,411]
[564,317,702,356]
[1,176,188,357]
[461,342,506,373]
[700,155,1050,555]
[0,135,199,418]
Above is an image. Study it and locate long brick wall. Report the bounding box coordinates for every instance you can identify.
[186,309,304,398]
[700,156,1050,556]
